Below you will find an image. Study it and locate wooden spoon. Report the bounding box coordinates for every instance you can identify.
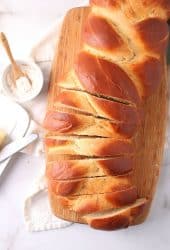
[0,32,31,86]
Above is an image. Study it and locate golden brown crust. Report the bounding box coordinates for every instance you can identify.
[44,137,134,158]
[48,175,133,196]
[46,157,134,179]
[44,110,137,138]
[74,52,141,104]
[83,14,130,52]
[55,88,140,124]
[83,198,147,230]
[90,0,170,20]
[135,18,169,55]
[130,56,163,98]
[51,186,137,214]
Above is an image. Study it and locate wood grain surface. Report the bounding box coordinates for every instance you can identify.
[47,7,168,225]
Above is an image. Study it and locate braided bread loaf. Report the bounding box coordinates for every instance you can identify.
[44,0,170,230]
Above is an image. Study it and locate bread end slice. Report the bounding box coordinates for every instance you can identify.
[83,198,147,231]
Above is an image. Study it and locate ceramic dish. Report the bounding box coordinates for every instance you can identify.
[0,95,30,176]
[1,60,44,103]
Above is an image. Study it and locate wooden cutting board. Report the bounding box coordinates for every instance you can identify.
[48,7,168,225]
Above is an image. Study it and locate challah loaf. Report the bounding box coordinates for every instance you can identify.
[44,0,170,230]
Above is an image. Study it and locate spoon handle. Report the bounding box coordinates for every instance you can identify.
[0,32,17,66]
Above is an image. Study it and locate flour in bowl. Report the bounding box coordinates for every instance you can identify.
[4,61,43,102]
[16,76,31,94]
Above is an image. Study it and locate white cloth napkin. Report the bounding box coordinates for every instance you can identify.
[24,11,170,232]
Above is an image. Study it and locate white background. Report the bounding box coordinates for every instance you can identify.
[0,1,170,250]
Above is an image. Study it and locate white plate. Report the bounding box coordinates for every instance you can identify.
[0,95,30,176]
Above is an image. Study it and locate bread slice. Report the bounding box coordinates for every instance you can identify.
[50,186,137,215]
[83,198,147,230]
[57,51,141,105]
[48,175,133,196]
[44,136,134,158]
[54,87,140,124]
[46,157,133,179]
[44,110,137,138]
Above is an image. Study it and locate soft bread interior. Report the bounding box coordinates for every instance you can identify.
[83,198,147,218]
[82,198,147,229]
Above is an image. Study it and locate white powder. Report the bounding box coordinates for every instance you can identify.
[16,76,31,94]
[5,62,42,102]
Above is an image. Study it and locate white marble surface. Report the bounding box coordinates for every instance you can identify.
[0,1,170,250]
